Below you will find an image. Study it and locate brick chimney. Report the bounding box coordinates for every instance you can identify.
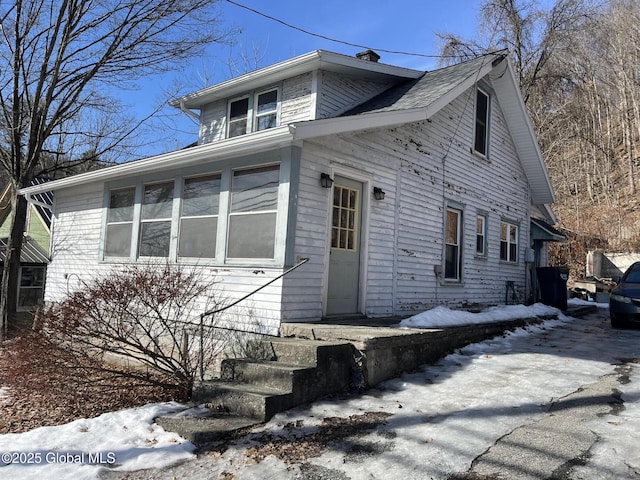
[356,49,380,62]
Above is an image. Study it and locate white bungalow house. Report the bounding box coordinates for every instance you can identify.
[19,49,556,333]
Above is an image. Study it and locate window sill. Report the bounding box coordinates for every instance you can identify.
[100,257,285,269]
[470,148,490,163]
[499,260,519,266]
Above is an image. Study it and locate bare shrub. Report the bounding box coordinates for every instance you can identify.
[13,263,228,400]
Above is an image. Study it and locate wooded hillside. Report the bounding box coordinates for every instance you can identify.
[439,0,640,278]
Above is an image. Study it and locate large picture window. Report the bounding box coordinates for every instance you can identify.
[105,187,135,258]
[179,174,220,258]
[228,165,280,259]
[139,182,174,257]
[474,88,490,156]
[500,221,518,262]
[445,208,462,281]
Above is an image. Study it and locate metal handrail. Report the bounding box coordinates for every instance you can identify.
[198,257,309,380]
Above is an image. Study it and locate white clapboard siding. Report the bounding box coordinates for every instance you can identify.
[316,71,394,119]
[199,99,227,144]
[281,73,313,123]
[288,84,531,318]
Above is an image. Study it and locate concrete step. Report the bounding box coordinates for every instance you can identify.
[155,407,259,445]
[220,359,316,392]
[246,337,354,368]
[192,381,294,422]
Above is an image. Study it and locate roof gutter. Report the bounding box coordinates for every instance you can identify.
[18,126,295,196]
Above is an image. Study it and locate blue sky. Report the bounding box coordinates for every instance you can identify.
[131,0,480,158]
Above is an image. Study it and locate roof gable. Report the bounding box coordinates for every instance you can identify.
[19,50,554,206]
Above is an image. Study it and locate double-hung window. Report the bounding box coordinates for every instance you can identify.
[227,88,279,138]
[228,165,280,259]
[255,89,278,131]
[18,266,45,308]
[179,174,220,258]
[476,214,487,256]
[474,88,490,156]
[105,187,135,258]
[228,97,249,138]
[445,207,462,281]
[139,182,174,257]
[500,221,518,262]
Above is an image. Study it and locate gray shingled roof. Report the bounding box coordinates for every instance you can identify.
[344,52,506,116]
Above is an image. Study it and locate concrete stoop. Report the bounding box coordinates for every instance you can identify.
[156,308,590,446]
[156,337,355,444]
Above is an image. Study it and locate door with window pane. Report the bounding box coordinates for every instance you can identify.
[326,176,362,315]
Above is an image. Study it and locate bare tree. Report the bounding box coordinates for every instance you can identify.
[437,0,594,103]
[0,0,233,337]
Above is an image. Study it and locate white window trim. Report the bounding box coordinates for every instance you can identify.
[226,163,281,262]
[476,213,487,257]
[178,173,221,260]
[444,206,463,282]
[253,88,279,132]
[226,86,280,139]
[227,95,250,138]
[101,161,287,268]
[500,220,519,263]
[17,265,46,311]
[473,87,490,158]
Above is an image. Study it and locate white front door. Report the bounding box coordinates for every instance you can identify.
[326,176,362,315]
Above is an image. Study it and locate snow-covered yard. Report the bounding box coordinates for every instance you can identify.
[1,301,639,479]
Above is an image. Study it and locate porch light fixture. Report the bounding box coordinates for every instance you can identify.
[320,173,334,188]
[373,187,386,200]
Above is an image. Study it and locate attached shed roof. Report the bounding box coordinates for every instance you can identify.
[0,236,49,264]
[531,218,565,242]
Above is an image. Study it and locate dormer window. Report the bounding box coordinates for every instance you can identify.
[227,87,279,138]
[228,97,249,138]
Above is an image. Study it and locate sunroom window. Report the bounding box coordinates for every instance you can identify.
[227,165,280,259]
[104,162,282,264]
[105,187,135,258]
[179,174,220,258]
[139,182,174,257]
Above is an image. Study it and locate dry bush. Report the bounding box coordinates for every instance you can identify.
[4,263,228,403]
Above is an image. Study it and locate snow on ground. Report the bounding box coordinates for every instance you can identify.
[1,301,638,480]
[0,403,195,479]
[399,302,560,327]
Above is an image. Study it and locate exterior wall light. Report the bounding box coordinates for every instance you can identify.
[373,187,386,200]
[320,173,334,188]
